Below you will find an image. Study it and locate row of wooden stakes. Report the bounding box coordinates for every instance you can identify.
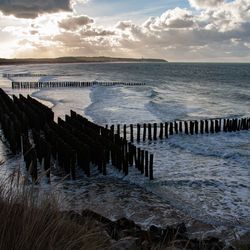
[108,117,250,142]
[11,81,146,89]
[3,73,48,77]
[0,88,154,182]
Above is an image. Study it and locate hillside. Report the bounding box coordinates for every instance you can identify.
[0,56,167,65]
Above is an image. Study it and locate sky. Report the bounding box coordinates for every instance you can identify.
[0,0,249,62]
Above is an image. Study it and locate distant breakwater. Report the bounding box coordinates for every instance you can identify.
[107,117,250,143]
[11,81,146,89]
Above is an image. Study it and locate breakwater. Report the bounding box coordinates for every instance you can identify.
[0,88,153,182]
[11,81,146,89]
[107,117,250,142]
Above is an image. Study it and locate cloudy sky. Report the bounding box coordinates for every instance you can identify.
[0,0,249,61]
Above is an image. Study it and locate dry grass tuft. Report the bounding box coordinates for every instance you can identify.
[0,178,110,250]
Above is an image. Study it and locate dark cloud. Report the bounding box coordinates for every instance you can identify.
[0,0,72,18]
[58,15,94,30]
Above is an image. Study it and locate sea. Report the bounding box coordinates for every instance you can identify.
[0,62,249,241]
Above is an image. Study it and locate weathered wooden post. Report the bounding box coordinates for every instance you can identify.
[143,123,146,141]
[210,120,214,133]
[123,124,127,140]
[145,151,149,177]
[137,124,141,142]
[159,123,163,139]
[190,121,194,135]
[195,121,199,134]
[110,125,114,137]
[184,121,188,135]
[153,123,157,140]
[123,153,129,176]
[117,124,120,137]
[237,119,241,131]
[137,148,141,170]
[228,119,232,132]
[223,119,227,132]
[200,120,204,134]
[140,150,144,174]
[215,120,219,133]
[165,122,169,138]
[179,121,183,133]
[233,119,237,132]
[174,122,178,134]
[169,122,173,135]
[205,120,209,133]
[149,154,154,180]
[130,124,134,142]
[148,123,152,140]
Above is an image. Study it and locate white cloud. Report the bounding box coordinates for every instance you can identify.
[0,0,249,61]
[189,0,224,9]
[143,8,195,30]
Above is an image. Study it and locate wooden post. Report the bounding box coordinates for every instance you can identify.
[137,124,141,142]
[174,122,178,134]
[145,151,149,177]
[237,119,241,131]
[190,121,194,135]
[223,119,227,132]
[123,153,129,176]
[200,120,204,134]
[233,119,237,132]
[149,154,154,180]
[228,119,232,132]
[195,121,198,134]
[153,123,157,140]
[210,120,214,133]
[140,150,144,174]
[137,148,141,170]
[148,123,152,140]
[179,121,183,133]
[184,121,188,135]
[110,125,115,140]
[169,122,173,135]
[130,124,134,142]
[123,124,126,140]
[143,123,146,141]
[117,124,120,137]
[128,143,133,166]
[165,122,169,138]
[215,120,219,133]
[205,120,209,133]
[159,123,163,139]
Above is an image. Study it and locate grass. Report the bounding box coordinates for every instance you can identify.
[0,164,111,250]
[0,161,249,250]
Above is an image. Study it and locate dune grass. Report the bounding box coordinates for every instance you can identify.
[0,163,111,250]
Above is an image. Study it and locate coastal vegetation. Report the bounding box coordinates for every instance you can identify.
[0,56,167,65]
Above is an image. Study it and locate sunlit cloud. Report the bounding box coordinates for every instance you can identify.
[0,0,249,61]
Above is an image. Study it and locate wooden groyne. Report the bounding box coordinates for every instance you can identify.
[11,81,146,89]
[0,88,153,183]
[108,117,250,142]
[3,73,48,77]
